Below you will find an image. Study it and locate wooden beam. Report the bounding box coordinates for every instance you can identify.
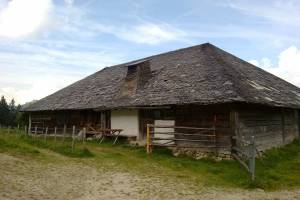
[101,112,106,129]
[28,113,32,134]
[281,108,285,143]
[230,110,239,137]
[146,124,151,154]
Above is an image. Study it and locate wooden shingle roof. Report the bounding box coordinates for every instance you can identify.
[23,43,300,111]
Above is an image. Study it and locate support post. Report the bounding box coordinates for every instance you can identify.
[83,127,86,147]
[44,127,48,142]
[146,124,152,154]
[34,126,37,138]
[249,136,256,181]
[230,110,239,147]
[54,126,57,143]
[101,112,106,129]
[63,124,66,143]
[28,113,32,134]
[213,115,217,148]
[72,126,75,151]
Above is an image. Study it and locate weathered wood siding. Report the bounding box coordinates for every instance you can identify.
[237,106,299,151]
[28,110,110,131]
[175,105,232,152]
[139,108,174,139]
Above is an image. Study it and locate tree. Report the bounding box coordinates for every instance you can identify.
[0,96,9,126]
[15,104,25,126]
[8,99,17,126]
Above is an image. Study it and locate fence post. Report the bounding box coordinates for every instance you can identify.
[146,124,152,154]
[34,126,37,139]
[249,136,256,181]
[82,127,86,147]
[62,124,66,143]
[25,125,27,136]
[28,113,32,135]
[44,127,48,142]
[72,126,75,151]
[54,126,57,143]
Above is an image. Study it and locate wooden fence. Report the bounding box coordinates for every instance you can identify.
[0,124,123,151]
[146,124,230,154]
[232,135,256,180]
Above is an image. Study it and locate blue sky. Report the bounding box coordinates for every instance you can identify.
[0,0,300,103]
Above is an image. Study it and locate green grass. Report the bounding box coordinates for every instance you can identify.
[0,128,299,190]
[22,137,94,158]
[0,138,40,155]
[252,139,300,189]
[0,128,93,158]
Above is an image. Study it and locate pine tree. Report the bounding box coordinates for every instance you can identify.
[8,99,17,126]
[0,96,9,126]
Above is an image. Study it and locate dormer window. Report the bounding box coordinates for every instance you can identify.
[126,64,138,80]
[119,60,151,98]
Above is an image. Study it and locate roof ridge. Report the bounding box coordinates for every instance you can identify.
[115,43,211,67]
[22,43,300,111]
[202,44,246,101]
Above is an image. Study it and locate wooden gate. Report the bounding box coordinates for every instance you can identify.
[146,124,230,153]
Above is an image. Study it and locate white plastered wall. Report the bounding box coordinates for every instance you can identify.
[111,109,139,137]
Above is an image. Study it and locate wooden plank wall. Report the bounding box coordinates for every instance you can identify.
[139,108,174,139]
[282,109,298,144]
[175,105,232,151]
[29,110,110,130]
[237,106,299,151]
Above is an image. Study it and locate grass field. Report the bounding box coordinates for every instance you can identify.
[0,128,300,199]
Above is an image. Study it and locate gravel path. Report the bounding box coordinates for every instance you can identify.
[0,153,299,200]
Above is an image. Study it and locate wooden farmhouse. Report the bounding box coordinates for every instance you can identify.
[22,43,300,155]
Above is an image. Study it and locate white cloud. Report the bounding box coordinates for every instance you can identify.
[270,46,300,87]
[227,0,300,27]
[0,0,53,38]
[248,59,259,66]
[0,39,125,104]
[117,23,186,45]
[64,0,74,6]
[0,74,77,104]
[249,46,300,87]
[260,57,272,68]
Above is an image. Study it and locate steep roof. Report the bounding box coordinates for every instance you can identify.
[23,43,300,111]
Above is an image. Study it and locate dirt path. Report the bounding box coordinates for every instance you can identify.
[0,153,299,200]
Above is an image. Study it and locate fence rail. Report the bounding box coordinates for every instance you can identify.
[146,124,231,154]
[232,135,256,180]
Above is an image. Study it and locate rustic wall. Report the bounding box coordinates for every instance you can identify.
[139,108,174,140]
[237,106,299,151]
[175,105,232,152]
[28,110,110,133]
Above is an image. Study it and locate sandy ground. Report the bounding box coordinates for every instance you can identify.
[0,152,299,200]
